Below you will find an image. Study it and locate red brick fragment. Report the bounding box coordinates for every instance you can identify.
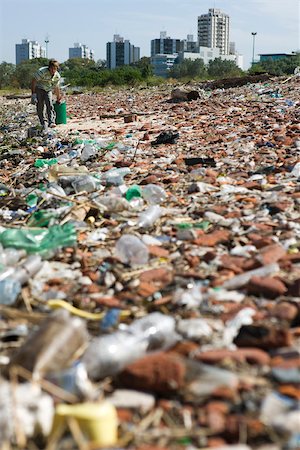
[194,230,231,247]
[196,348,270,366]
[258,243,286,265]
[147,245,170,258]
[120,353,186,394]
[140,267,173,283]
[246,276,287,299]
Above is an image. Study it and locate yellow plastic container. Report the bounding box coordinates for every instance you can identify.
[52,402,118,447]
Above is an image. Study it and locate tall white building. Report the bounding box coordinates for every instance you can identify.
[106,35,140,69]
[69,43,94,60]
[15,39,46,65]
[198,8,230,55]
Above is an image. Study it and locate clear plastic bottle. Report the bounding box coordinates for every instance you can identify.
[104,148,121,160]
[0,278,21,305]
[0,247,26,267]
[222,263,280,290]
[56,149,78,164]
[80,144,97,162]
[92,195,130,212]
[142,184,167,204]
[72,175,100,193]
[137,205,162,228]
[9,309,89,379]
[82,312,179,380]
[0,255,42,285]
[115,234,149,266]
[291,162,300,177]
[102,168,131,186]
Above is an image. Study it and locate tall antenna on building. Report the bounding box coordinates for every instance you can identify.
[45,34,49,58]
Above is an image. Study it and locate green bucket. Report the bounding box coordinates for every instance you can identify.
[54,101,67,125]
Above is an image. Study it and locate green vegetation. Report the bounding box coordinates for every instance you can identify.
[0,54,299,91]
[169,59,207,79]
[249,53,300,76]
[169,57,243,79]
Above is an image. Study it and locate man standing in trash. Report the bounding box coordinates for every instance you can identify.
[31,59,62,132]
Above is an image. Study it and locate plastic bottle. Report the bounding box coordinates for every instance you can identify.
[137,204,162,228]
[92,194,131,212]
[115,234,149,266]
[9,309,89,379]
[104,148,121,160]
[291,162,300,178]
[71,175,100,193]
[0,278,22,305]
[56,149,78,164]
[0,246,26,267]
[222,263,280,290]
[0,255,42,283]
[102,167,131,186]
[80,144,97,162]
[46,362,94,399]
[0,255,42,305]
[82,312,179,380]
[142,184,167,204]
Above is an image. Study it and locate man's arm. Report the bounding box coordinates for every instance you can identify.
[54,85,62,103]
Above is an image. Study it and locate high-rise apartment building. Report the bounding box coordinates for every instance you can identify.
[198,8,229,55]
[15,39,46,65]
[151,31,181,56]
[69,43,94,60]
[106,35,140,69]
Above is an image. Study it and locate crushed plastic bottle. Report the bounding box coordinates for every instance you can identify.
[142,184,167,204]
[92,194,131,212]
[0,278,22,305]
[82,312,179,380]
[56,149,78,164]
[71,175,101,193]
[0,246,26,267]
[80,144,97,162]
[115,234,149,266]
[0,255,41,304]
[102,167,131,186]
[137,204,162,228]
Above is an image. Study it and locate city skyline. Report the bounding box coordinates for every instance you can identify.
[0,0,299,69]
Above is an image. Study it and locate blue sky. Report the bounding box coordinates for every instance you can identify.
[0,0,299,69]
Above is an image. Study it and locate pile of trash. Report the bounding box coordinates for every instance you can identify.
[0,74,299,450]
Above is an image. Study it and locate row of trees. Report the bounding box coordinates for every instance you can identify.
[0,53,299,90]
[169,58,243,79]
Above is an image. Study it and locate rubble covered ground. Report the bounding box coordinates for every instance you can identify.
[0,75,299,450]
